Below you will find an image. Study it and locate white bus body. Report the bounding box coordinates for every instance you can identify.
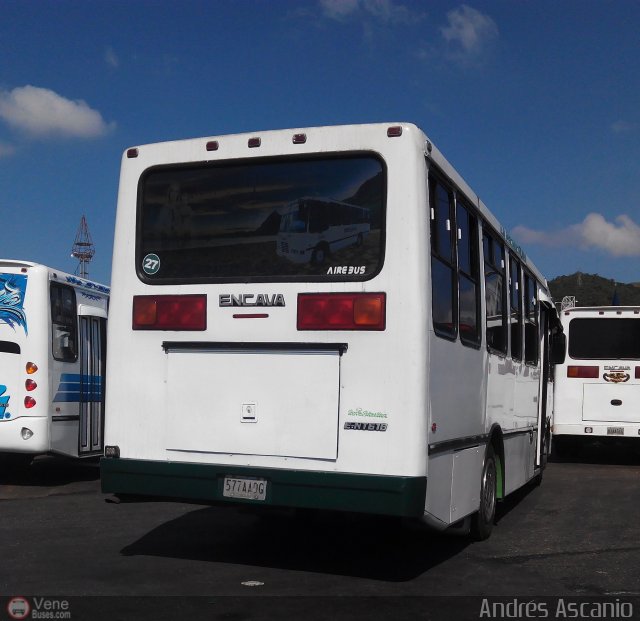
[0,260,109,459]
[277,197,370,264]
[101,123,563,538]
[553,306,640,450]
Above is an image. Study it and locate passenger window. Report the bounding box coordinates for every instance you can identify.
[524,273,538,364]
[429,176,456,339]
[509,255,522,361]
[483,230,507,354]
[457,200,480,346]
[50,283,78,362]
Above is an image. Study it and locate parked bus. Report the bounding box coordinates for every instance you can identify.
[553,305,640,455]
[277,197,370,265]
[101,123,564,539]
[0,260,109,463]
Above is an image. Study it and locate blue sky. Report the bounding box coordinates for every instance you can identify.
[0,0,638,286]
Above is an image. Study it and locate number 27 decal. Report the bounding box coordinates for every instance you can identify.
[142,253,161,275]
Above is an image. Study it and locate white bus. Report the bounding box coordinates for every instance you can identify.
[553,305,640,455]
[0,260,109,463]
[101,123,564,539]
[277,197,370,265]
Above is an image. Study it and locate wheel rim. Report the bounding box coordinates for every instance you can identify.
[481,458,496,522]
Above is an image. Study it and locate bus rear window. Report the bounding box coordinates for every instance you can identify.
[569,318,640,359]
[137,155,385,283]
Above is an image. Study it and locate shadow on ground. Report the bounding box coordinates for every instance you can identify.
[120,505,474,582]
[0,454,99,489]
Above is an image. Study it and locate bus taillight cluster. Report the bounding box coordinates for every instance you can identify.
[297,293,386,331]
[24,362,38,408]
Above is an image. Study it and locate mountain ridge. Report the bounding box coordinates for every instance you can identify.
[548,272,640,306]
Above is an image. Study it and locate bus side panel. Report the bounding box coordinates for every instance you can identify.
[503,432,534,495]
[0,267,51,455]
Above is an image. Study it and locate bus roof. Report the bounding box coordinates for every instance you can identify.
[122,121,549,290]
[562,306,640,315]
[0,259,110,294]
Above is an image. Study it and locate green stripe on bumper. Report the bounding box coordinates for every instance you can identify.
[100,458,426,517]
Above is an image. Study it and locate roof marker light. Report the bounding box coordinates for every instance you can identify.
[206,140,219,151]
[126,148,139,158]
[248,137,261,148]
[292,133,307,144]
[387,126,402,137]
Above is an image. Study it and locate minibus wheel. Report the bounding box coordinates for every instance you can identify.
[311,244,329,265]
[470,445,496,541]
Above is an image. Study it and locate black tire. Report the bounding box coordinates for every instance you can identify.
[1,453,33,468]
[311,244,329,266]
[552,436,576,459]
[470,445,497,541]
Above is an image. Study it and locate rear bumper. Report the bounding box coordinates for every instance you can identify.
[0,416,49,453]
[100,458,427,517]
[553,423,640,438]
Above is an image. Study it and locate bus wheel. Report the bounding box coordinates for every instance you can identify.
[470,445,497,541]
[311,244,328,266]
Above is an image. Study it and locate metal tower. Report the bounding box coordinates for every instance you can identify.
[71,215,95,278]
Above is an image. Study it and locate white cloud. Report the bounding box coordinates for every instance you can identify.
[319,0,413,23]
[0,141,15,157]
[320,0,359,19]
[0,85,115,139]
[440,4,498,63]
[611,120,638,134]
[105,46,119,69]
[513,213,640,258]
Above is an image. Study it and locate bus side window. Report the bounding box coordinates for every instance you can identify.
[429,176,457,339]
[524,273,538,364]
[509,255,523,361]
[456,200,480,346]
[50,283,78,362]
[483,230,507,354]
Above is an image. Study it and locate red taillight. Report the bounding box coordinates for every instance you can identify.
[567,365,599,378]
[636,367,640,379]
[132,295,207,330]
[297,293,385,331]
[24,396,36,408]
[25,380,37,391]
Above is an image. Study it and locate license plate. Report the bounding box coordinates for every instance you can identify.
[223,476,267,501]
[607,427,624,436]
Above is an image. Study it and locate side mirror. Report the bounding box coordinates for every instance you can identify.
[550,332,566,365]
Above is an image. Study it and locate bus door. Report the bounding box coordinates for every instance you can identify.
[78,315,106,455]
[535,306,551,468]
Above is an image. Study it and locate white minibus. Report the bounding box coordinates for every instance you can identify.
[101,123,564,539]
[277,197,370,265]
[553,305,640,454]
[0,260,109,463]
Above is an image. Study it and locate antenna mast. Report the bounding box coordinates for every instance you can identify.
[71,215,95,278]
